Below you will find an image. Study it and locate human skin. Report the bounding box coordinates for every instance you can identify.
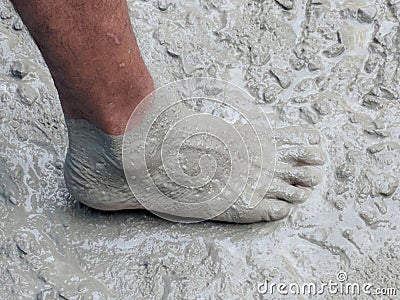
[10,0,154,135]
[8,0,326,222]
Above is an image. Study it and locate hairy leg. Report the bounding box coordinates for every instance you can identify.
[10,0,154,135]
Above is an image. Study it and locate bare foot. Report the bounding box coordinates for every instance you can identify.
[64,119,325,223]
[213,127,326,223]
[64,80,326,223]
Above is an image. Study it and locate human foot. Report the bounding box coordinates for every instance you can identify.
[64,79,326,223]
[64,118,325,223]
[212,126,326,223]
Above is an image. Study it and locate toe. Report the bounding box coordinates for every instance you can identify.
[266,178,311,203]
[274,127,321,146]
[277,146,327,166]
[213,198,291,223]
[275,166,323,187]
[257,199,292,221]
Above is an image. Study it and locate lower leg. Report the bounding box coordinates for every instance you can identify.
[10,0,154,135]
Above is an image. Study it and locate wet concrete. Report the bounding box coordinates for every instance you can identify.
[0,0,399,299]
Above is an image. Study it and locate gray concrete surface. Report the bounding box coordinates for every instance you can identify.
[0,0,399,299]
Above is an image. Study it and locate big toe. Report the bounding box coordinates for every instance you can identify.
[213,199,291,223]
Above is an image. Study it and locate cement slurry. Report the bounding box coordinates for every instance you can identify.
[0,0,399,298]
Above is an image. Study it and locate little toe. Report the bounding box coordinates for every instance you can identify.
[274,127,321,146]
[275,166,323,187]
[277,146,327,166]
[266,178,311,203]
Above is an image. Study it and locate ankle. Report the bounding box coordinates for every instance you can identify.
[62,74,154,135]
